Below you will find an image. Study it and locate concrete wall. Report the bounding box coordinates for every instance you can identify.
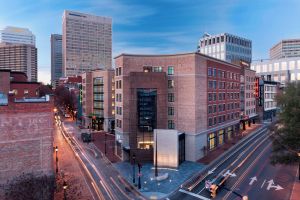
[154,129,179,168]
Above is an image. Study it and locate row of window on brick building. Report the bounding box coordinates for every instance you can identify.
[208,92,240,101]
[208,112,240,127]
[208,102,240,113]
[208,67,240,80]
[208,80,239,90]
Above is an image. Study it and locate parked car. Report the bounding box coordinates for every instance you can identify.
[81,132,92,143]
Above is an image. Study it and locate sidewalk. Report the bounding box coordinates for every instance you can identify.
[92,132,121,163]
[53,125,94,200]
[290,169,300,200]
[198,124,262,164]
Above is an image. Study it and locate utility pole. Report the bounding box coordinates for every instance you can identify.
[138,163,142,189]
[132,154,136,184]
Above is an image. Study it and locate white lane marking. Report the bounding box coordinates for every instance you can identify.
[208,167,216,175]
[222,170,236,177]
[249,176,257,185]
[261,179,266,188]
[179,189,211,200]
[266,179,284,191]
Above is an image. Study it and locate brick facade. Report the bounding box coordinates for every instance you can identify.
[114,53,241,162]
[0,98,54,185]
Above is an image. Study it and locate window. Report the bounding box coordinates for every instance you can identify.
[213,81,217,89]
[143,66,152,72]
[208,106,212,114]
[208,118,213,126]
[213,68,217,77]
[168,80,174,88]
[24,89,29,94]
[213,93,217,101]
[168,93,175,102]
[168,120,175,129]
[153,66,162,72]
[208,68,212,76]
[208,93,212,101]
[209,81,213,89]
[168,107,174,115]
[13,89,18,95]
[213,105,217,113]
[168,66,174,75]
[213,117,217,125]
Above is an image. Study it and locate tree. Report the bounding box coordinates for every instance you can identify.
[270,82,300,164]
[54,86,77,113]
[38,84,53,97]
[1,173,55,200]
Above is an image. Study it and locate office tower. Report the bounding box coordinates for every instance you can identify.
[62,10,112,77]
[51,34,62,88]
[0,43,37,81]
[270,39,300,59]
[198,33,252,63]
[0,26,35,46]
[251,58,300,86]
[114,52,242,162]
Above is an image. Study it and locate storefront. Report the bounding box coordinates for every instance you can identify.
[227,126,233,140]
[218,130,224,145]
[208,132,216,150]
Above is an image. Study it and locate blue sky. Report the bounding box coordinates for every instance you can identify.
[0,0,299,84]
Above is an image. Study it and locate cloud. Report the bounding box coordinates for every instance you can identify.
[86,0,156,25]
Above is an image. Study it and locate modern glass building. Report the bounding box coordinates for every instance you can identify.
[198,33,252,63]
[51,34,62,88]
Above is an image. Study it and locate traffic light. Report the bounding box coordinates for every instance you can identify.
[210,184,218,198]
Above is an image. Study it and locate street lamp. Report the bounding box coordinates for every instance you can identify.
[298,152,300,181]
[132,154,136,184]
[104,133,107,155]
[63,181,68,200]
[55,146,58,174]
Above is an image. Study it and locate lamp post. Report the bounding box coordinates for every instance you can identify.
[55,146,58,174]
[155,132,158,177]
[63,181,68,200]
[298,152,300,181]
[104,133,107,155]
[132,154,136,184]
[138,163,142,189]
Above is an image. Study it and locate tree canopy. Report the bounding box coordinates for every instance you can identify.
[270,82,300,164]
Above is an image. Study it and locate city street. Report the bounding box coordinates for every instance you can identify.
[169,126,298,200]
[58,120,145,200]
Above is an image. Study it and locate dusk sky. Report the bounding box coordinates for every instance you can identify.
[1,0,299,84]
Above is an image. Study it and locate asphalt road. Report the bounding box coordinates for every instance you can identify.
[169,126,298,200]
[57,120,145,200]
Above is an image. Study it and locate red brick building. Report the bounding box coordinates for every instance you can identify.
[0,69,40,98]
[0,94,54,195]
[114,52,241,162]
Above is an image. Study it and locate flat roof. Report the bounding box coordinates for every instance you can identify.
[114,52,241,69]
